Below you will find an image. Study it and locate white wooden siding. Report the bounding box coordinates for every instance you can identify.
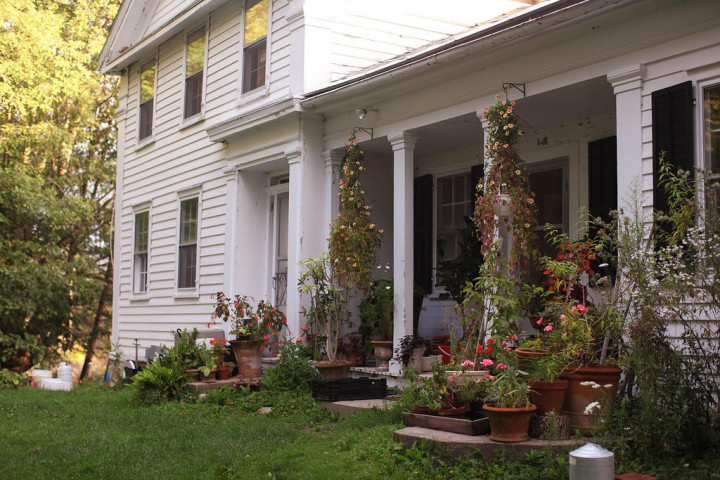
[145,0,195,37]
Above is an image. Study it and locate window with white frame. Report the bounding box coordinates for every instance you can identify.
[703,83,720,228]
[138,59,156,141]
[178,197,199,289]
[436,173,472,262]
[133,210,150,293]
[184,27,206,119]
[242,0,268,93]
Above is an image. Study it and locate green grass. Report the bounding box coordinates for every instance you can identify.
[1,386,718,480]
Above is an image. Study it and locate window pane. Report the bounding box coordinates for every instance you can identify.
[184,72,203,118]
[244,0,268,46]
[178,244,197,289]
[134,211,149,252]
[186,28,205,77]
[180,198,198,244]
[134,253,148,293]
[704,84,720,175]
[243,38,266,92]
[530,168,563,227]
[140,61,155,104]
[453,175,467,203]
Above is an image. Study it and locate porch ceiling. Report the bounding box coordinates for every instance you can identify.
[356,76,615,157]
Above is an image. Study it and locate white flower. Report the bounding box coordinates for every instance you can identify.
[584,401,601,414]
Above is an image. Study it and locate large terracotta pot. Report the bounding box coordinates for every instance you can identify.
[315,360,352,380]
[560,365,622,435]
[216,366,233,380]
[483,403,537,442]
[371,340,393,371]
[513,347,548,372]
[529,379,569,415]
[229,339,263,379]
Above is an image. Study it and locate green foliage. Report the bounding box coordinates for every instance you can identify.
[359,279,394,341]
[0,0,119,370]
[484,366,531,409]
[328,134,382,294]
[130,361,189,405]
[157,328,204,371]
[263,338,320,392]
[0,369,30,388]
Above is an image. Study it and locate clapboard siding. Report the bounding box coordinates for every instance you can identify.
[145,0,193,36]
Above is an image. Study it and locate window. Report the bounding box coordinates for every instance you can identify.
[242,0,268,93]
[704,83,720,175]
[436,173,472,262]
[184,27,205,119]
[139,59,156,141]
[133,211,149,293]
[178,197,199,289]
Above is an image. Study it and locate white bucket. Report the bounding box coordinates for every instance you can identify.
[58,362,73,384]
[32,369,52,388]
[569,443,614,480]
[39,378,72,391]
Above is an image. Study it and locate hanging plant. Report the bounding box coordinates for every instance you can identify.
[474,97,538,274]
[328,133,382,294]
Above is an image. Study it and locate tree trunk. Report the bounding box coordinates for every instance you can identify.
[80,258,113,380]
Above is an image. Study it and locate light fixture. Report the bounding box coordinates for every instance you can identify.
[354,108,367,120]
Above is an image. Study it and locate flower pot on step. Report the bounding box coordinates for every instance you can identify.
[560,365,622,435]
[529,378,569,415]
[371,340,393,371]
[483,403,537,443]
[229,339,263,379]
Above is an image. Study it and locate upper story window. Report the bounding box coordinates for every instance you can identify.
[704,83,720,176]
[242,0,268,93]
[139,59,156,141]
[436,173,471,262]
[184,27,206,119]
[133,210,150,294]
[178,197,199,289]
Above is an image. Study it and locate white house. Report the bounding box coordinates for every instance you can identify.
[100,0,720,361]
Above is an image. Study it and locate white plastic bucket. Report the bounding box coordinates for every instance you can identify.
[39,378,72,391]
[32,369,52,388]
[569,443,614,480]
[58,362,73,384]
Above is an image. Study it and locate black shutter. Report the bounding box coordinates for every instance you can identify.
[588,136,617,222]
[652,81,695,215]
[413,174,433,294]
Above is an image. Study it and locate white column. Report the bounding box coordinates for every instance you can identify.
[608,64,646,208]
[323,149,344,236]
[285,147,303,338]
[387,131,418,371]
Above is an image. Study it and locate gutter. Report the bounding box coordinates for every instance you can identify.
[301,0,629,108]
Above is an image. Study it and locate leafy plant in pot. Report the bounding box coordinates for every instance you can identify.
[210,293,286,379]
[360,279,394,371]
[482,365,536,443]
[393,334,426,373]
[196,348,218,383]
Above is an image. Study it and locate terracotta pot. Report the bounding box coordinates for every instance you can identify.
[315,360,352,380]
[216,366,233,380]
[185,368,200,382]
[199,369,216,383]
[438,406,467,418]
[483,403,537,443]
[229,339,263,379]
[340,347,366,367]
[371,340,393,371]
[529,379,569,415]
[412,406,431,415]
[514,347,548,372]
[560,365,622,435]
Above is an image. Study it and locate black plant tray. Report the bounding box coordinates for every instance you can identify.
[312,377,387,402]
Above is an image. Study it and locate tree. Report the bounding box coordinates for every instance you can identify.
[0,0,119,372]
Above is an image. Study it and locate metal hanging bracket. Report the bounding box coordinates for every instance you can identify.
[352,127,374,139]
[502,83,526,98]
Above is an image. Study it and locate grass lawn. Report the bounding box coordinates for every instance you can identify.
[2,386,718,480]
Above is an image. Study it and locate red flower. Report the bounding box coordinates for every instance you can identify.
[486,338,496,345]
[476,343,483,355]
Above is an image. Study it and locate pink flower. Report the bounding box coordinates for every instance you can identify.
[481,359,494,367]
[263,334,271,340]
[560,314,566,320]
[461,360,474,369]
[302,324,309,331]
[577,305,588,315]
[544,325,553,332]
[536,318,543,325]
[260,345,266,350]
[296,337,303,343]
[496,363,507,369]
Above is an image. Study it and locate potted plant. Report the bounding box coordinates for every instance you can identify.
[338,332,365,367]
[210,292,286,379]
[392,334,426,373]
[298,253,352,379]
[448,371,492,419]
[359,279,394,371]
[196,348,218,383]
[209,338,233,380]
[482,365,536,442]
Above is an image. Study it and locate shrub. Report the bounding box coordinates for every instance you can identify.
[263,339,320,392]
[130,361,189,405]
[0,368,30,388]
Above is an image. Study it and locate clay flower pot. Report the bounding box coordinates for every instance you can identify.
[371,340,393,371]
[483,403,537,442]
[560,365,622,435]
[229,339,263,379]
[529,378,569,415]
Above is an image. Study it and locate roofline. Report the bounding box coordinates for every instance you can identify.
[300,0,630,107]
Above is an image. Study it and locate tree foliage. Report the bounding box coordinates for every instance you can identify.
[0,0,119,370]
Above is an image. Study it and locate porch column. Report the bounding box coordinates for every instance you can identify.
[286,147,303,338]
[608,64,646,208]
[388,131,418,371]
[323,149,344,235]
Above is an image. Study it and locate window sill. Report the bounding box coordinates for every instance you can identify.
[129,293,149,302]
[174,290,200,300]
[180,113,205,131]
[235,84,269,107]
[135,136,155,152]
